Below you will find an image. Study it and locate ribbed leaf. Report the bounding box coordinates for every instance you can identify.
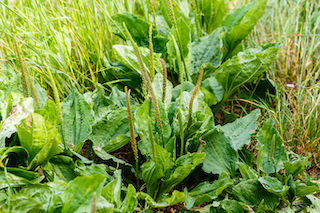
[61,89,94,146]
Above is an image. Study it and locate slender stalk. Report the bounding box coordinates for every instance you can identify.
[148,116,156,162]
[149,0,157,29]
[25,60,40,109]
[186,65,204,132]
[125,86,139,188]
[159,58,167,103]
[11,33,29,97]
[123,23,163,134]
[91,192,96,213]
[148,22,155,80]
[190,0,202,38]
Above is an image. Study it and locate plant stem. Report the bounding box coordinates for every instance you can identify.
[123,23,163,135]
[125,86,139,189]
[11,33,29,97]
[148,22,155,80]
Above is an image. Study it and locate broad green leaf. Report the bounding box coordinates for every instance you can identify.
[88,107,130,149]
[198,0,227,33]
[256,119,288,175]
[141,144,174,196]
[61,89,94,146]
[0,167,39,181]
[1,92,24,120]
[19,184,55,211]
[62,174,106,213]
[0,96,34,147]
[108,62,143,89]
[96,196,114,213]
[0,146,28,167]
[221,0,267,52]
[171,82,195,101]
[202,129,238,176]
[103,134,130,153]
[47,180,68,212]
[167,17,191,67]
[237,162,258,180]
[112,45,162,75]
[214,46,280,100]
[93,146,133,168]
[14,114,61,170]
[284,158,308,177]
[109,86,135,109]
[111,13,168,54]
[141,161,164,197]
[307,195,320,213]
[15,113,62,170]
[137,191,186,208]
[233,179,280,211]
[186,172,232,208]
[0,170,43,190]
[201,77,224,106]
[159,153,205,197]
[221,200,244,213]
[189,27,225,81]
[218,109,260,150]
[101,179,117,207]
[0,190,7,207]
[33,78,48,109]
[101,170,121,208]
[134,99,171,143]
[152,73,173,109]
[111,13,152,47]
[0,194,43,212]
[172,90,211,138]
[295,181,319,198]
[84,85,115,112]
[48,155,77,182]
[119,184,138,213]
[75,163,113,182]
[35,99,59,127]
[258,176,289,197]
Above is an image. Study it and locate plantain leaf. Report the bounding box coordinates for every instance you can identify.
[35,99,59,127]
[112,45,163,75]
[284,158,308,177]
[218,109,260,150]
[256,119,288,175]
[0,194,43,212]
[16,113,62,170]
[0,96,34,147]
[258,176,289,197]
[214,46,280,102]
[186,172,233,208]
[62,174,106,213]
[189,27,225,81]
[198,0,227,33]
[88,107,131,150]
[202,129,238,176]
[61,89,94,146]
[233,179,280,211]
[221,0,267,53]
[237,162,258,180]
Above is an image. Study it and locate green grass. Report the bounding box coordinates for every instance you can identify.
[1,0,319,161]
[234,0,320,161]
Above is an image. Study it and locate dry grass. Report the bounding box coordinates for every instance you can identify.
[235,0,320,161]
